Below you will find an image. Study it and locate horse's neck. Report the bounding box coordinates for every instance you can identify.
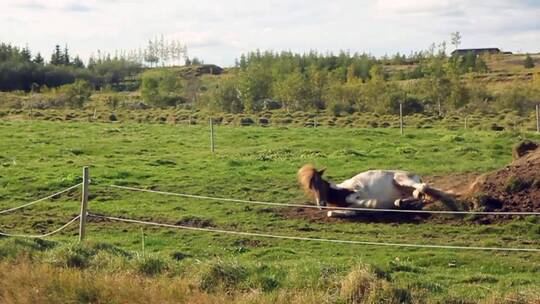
[328,184,354,207]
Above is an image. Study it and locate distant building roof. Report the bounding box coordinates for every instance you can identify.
[451,48,501,56]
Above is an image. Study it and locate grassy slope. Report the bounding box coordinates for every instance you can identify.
[0,120,539,302]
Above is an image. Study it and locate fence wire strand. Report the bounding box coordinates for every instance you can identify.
[0,183,82,215]
[88,213,540,252]
[0,215,80,238]
[108,184,540,216]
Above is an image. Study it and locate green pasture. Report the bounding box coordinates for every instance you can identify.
[0,120,539,302]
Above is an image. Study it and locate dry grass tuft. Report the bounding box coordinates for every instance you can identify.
[339,264,414,304]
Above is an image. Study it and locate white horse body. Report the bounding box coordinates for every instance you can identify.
[333,170,424,209]
[298,164,448,218]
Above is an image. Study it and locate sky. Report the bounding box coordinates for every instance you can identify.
[2,0,540,66]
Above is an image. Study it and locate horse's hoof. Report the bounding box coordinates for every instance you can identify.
[327,211,333,217]
[413,189,423,199]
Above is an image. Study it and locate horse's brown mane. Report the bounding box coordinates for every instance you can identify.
[298,164,352,207]
[298,164,317,198]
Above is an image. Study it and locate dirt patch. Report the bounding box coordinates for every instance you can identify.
[233,238,265,248]
[175,216,214,228]
[463,142,540,215]
[280,207,433,224]
[423,173,480,196]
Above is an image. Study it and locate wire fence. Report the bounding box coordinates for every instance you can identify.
[0,183,81,215]
[1,170,539,254]
[88,213,540,252]
[0,183,81,238]
[108,184,540,216]
[0,215,79,238]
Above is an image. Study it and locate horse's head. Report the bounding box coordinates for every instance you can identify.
[298,164,329,209]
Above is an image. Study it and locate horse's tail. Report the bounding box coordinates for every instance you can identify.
[422,185,460,211]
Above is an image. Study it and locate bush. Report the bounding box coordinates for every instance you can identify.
[53,245,94,269]
[524,54,535,69]
[58,79,93,108]
[141,70,183,107]
[197,260,248,293]
[137,257,168,276]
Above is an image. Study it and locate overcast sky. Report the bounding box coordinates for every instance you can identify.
[2,0,540,66]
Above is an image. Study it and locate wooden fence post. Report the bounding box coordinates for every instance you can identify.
[210,118,215,154]
[536,104,540,133]
[399,102,404,135]
[141,227,145,258]
[79,166,89,242]
[464,116,468,130]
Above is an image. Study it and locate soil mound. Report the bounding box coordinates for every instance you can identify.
[463,141,540,213]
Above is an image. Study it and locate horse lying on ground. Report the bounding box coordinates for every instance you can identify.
[298,164,455,218]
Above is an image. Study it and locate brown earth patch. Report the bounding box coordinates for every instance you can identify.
[423,172,480,196]
[280,207,433,224]
[463,142,540,215]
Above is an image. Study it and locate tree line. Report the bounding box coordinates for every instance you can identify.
[2,38,538,116]
[0,42,141,91]
[198,45,529,116]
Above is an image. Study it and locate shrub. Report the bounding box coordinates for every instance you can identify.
[53,245,94,269]
[239,117,254,126]
[197,260,248,293]
[141,70,183,107]
[137,257,168,276]
[58,79,93,108]
[524,54,535,69]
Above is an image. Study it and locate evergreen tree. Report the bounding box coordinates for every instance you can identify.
[33,52,44,64]
[62,45,70,65]
[21,46,32,62]
[50,45,62,65]
[191,57,202,65]
[524,54,535,69]
[72,55,84,68]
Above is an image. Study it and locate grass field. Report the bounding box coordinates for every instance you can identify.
[0,120,539,303]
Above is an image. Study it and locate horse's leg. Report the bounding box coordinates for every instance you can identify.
[394,173,458,210]
[346,196,381,208]
[393,172,427,199]
[325,199,378,217]
[394,197,424,209]
[327,210,357,218]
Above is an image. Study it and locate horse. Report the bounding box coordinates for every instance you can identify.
[298,164,455,218]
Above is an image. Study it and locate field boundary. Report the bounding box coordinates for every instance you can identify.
[0,215,79,238]
[88,213,540,252]
[109,184,540,216]
[0,183,81,215]
[1,168,539,253]
[0,182,82,238]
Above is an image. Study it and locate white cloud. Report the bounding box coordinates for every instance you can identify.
[1,0,539,66]
[375,0,464,15]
